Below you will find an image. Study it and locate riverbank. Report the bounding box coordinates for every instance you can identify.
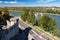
[49,14,60,16]
[45,13,60,16]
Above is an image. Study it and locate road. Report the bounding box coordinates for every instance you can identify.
[18,18,51,40]
[10,16,51,40]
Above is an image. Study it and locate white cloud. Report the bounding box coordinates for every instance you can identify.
[4,1,24,4]
[4,1,17,4]
[0,1,3,3]
[46,0,55,2]
[37,0,55,3]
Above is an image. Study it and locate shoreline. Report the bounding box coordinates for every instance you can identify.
[45,13,60,16]
[49,13,60,16]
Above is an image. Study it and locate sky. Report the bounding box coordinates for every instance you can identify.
[0,0,60,7]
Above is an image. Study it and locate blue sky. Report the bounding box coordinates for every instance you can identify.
[0,0,60,7]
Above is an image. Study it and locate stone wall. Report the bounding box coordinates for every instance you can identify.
[1,19,19,40]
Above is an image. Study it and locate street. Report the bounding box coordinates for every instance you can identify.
[18,17,51,40]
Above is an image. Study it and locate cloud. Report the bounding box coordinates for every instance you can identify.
[3,1,24,4]
[4,1,17,4]
[37,0,55,3]
[0,1,3,3]
[46,0,55,2]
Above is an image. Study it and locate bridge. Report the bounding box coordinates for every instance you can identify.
[0,16,59,40]
[2,10,59,40]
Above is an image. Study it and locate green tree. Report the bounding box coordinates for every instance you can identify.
[21,10,35,25]
[21,10,29,21]
[46,9,54,13]
[27,10,35,25]
[55,10,60,14]
[38,15,51,31]
[38,15,58,36]
[48,19,57,30]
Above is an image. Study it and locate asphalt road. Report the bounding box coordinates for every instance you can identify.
[18,18,51,40]
[10,16,51,40]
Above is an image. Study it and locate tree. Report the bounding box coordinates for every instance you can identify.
[38,15,51,31]
[48,19,58,36]
[46,9,54,13]
[55,10,60,14]
[38,15,58,36]
[21,10,35,25]
[48,19,57,30]
[27,10,35,25]
[21,10,29,21]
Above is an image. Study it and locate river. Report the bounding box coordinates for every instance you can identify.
[9,11,60,37]
[48,14,60,37]
[9,11,24,16]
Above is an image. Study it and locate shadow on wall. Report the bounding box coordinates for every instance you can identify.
[0,18,19,40]
[0,16,13,30]
[10,27,32,40]
[0,18,32,40]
